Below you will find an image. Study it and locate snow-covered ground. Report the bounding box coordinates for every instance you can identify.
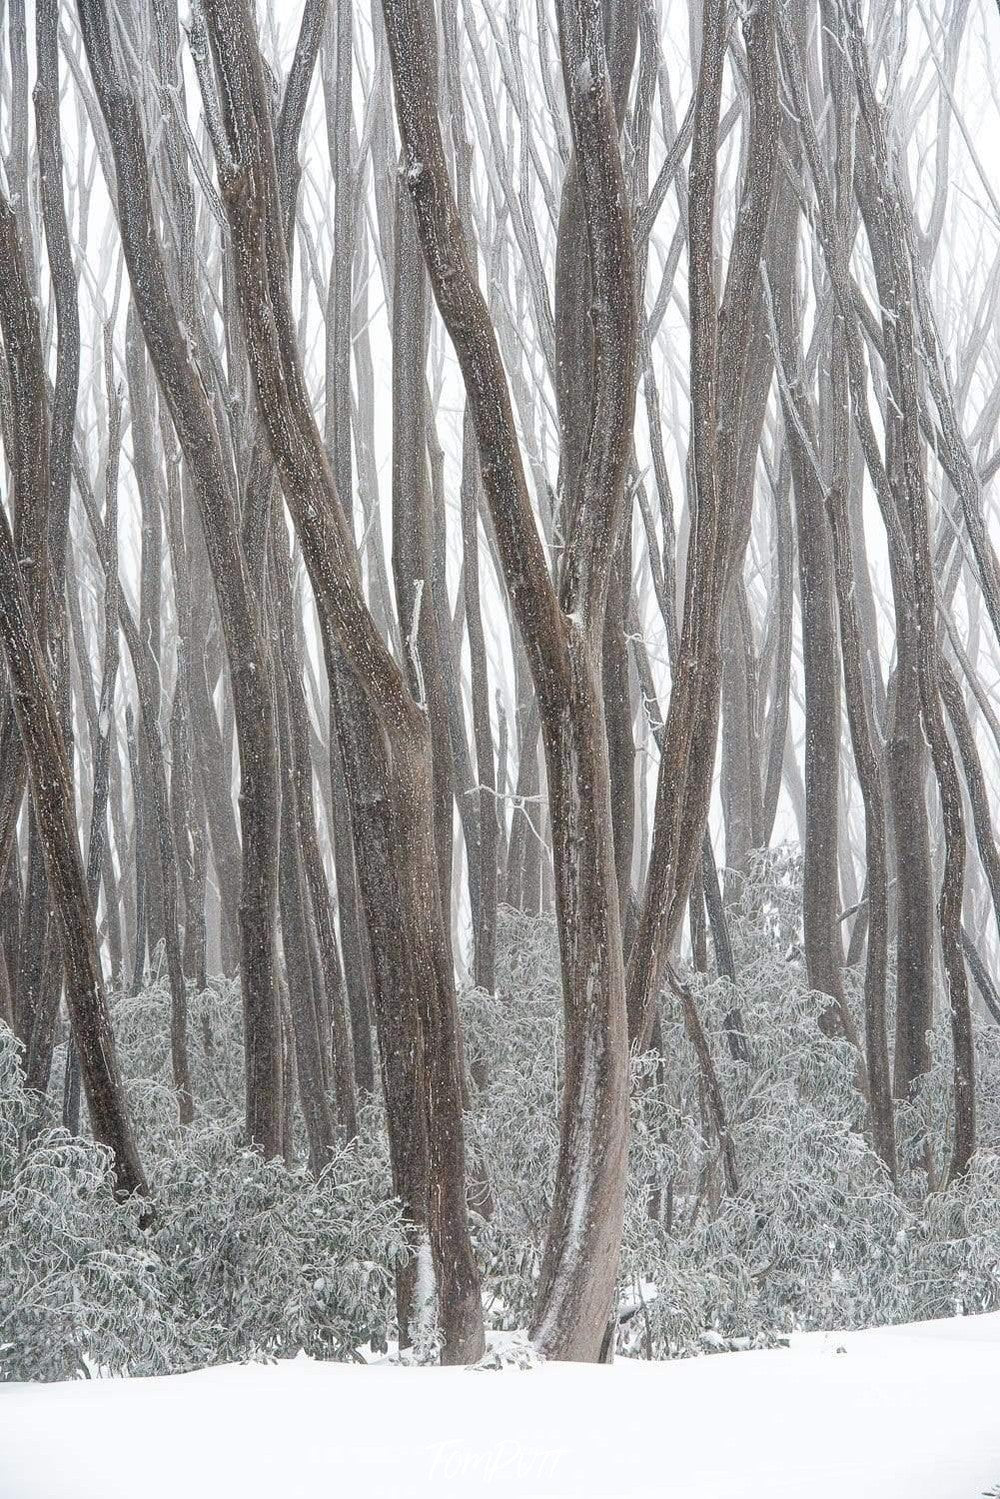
[2,1314,999,1498]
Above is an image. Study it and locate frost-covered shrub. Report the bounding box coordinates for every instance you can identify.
[149,1111,407,1367]
[463,909,561,1329]
[914,1153,1000,1317]
[468,858,1000,1359]
[9,844,1000,1381]
[0,1026,169,1382]
[618,1014,912,1355]
[112,970,249,1155]
[0,1009,407,1381]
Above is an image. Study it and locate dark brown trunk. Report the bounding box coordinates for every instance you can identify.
[199,0,484,1362]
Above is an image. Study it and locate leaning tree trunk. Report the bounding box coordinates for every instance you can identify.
[0,163,57,1079]
[0,498,147,1199]
[31,345,122,1097]
[786,0,975,1176]
[271,520,358,1140]
[70,367,194,1125]
[442,0,499,989]
[198,0,484,1364]
[321,0,378,1091]
[0,191,49,919]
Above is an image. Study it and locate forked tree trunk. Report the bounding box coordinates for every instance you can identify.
[626,0,779,1047]
[380,0,637,1360]
[847,23,974,1180]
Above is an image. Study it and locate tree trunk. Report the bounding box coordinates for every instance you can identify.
[199,0,484,1362]
[380,0,637,1360]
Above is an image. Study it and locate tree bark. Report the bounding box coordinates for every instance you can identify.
[380,0,637,1360]
[0,498,146,1199]
[199,0,484,1363]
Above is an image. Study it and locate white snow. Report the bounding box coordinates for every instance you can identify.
[408,1232,438,1358]
[3,1313,1000,1498]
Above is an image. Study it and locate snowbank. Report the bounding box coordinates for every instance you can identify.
[2,1313,999,1498]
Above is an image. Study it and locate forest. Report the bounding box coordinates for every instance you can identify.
[3,0,1000,1441]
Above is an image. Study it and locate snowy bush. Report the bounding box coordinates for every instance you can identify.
[463,908,561,1330]
[112,969,251,1154]
[150,1111,407,1368]
[0,1004,407,1381]
[8,850,1000,1381]
[617,986,913,1356]
[0,1025,168,1382]
[466,860,1000,1360]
